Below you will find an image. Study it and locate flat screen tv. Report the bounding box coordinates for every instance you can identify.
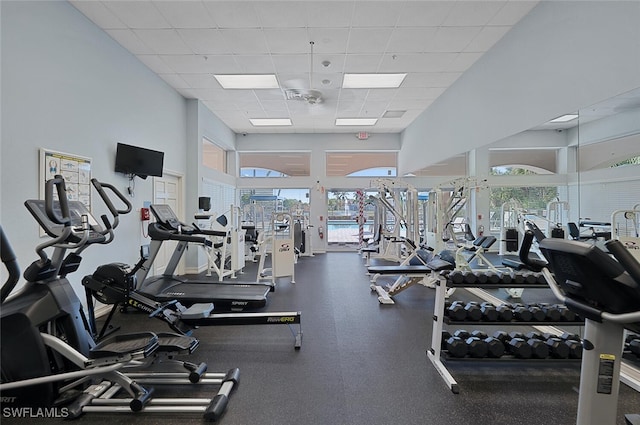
[114,142,164,179]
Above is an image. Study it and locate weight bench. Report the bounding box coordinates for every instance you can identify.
[361,224,382,267]
[368,258,454,304]
[455,236,498,272]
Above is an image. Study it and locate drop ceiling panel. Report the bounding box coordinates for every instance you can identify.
[178,29,231,55]
[71,0,538,134]
[134,29,192,54]
[102,1,169,29]
[153,1,216,29]
[202,2,261,28]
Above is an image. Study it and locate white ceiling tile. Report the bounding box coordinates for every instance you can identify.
[178,29,230,55]
[264,29,311,54]
[443,1,506,26]
[137,54,176,74]
[134,29,193,54]
[220,29,270,54]
[365,88,396,102]
[343,54,385,73]
[272,55,310,74]
[233,55,276,74]
[361,101,390,117]
[255,89,288,102]
[202,2,261,28]
[395,2,454,27]
[157,73,190,89]
[254,2,308,28]
[153,1,216,29]
[306,2,354,28]
[70,1,126,29]
[160,54,239,73]
[260,100,290,114]
[347,28,394,54]
[307,28,350,54]
[203,101,239,112]
[464,26,511,52]
[103,1,171,29]
[105,29,154,55]
[431,27,483,53]
[387,28,439,53]
[378,53,457,73]
[352,2,403,28]
[489,1,538,26]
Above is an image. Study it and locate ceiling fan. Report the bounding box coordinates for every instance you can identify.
[282,41,324,106]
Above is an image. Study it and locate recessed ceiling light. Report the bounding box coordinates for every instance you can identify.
[214,74,279,89]
[335,118,378,126]
[549,114,579,123]
[342,73,407,89]
[249,118,292,126]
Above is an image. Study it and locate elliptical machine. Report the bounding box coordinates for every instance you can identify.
[0,175,239,420]
[519,230,640,425]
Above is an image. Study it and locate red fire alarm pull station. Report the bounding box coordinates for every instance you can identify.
[141,207,150,221]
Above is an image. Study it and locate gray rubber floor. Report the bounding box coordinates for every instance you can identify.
[4,251,640,424]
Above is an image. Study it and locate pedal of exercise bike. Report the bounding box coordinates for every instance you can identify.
[155,332,199,354]
[90,332,159,359]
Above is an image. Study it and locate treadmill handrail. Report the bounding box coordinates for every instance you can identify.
[148,223,210,245]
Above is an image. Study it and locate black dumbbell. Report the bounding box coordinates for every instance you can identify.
[496,304,514,322]
[560,332,581,342]
[528,305,546,322]
[446,336,468,358]
[512,305,533,321]
[442,330,452,345]
[475,272,489,284]
[486,271,501,284]
[557,305,577,322]
[508,330,526,340]
[453,329,471,340]
[522,273,538,284]
[565,339,583,359]
[511,272,525,284]
[484,336,506,358]
[508,337,533,359]
[464,302,482,321]
[527,338,549,359]
[466,336,489,358]
[480,302,499,321]
[545,337,570,359]
[462,271,477,284]
[536,273,547,284]
[500,272,513,285]
[538,303,562,322]
[471,330,488,339]
[448,270,464,285]
[447,301,467,321]
[492,330,510,344]
[525,331,546,341]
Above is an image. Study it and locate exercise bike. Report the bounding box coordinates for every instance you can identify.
[0,176,239,420]
[518,230,640,425]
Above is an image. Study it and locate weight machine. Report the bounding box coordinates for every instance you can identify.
[256,212,296,285]
[195,204,246,280]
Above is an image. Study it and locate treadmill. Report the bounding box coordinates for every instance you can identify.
[135,204,270,311]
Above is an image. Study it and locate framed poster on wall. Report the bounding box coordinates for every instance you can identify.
[40,148,92,209]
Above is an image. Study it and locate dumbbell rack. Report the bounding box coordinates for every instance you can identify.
[427,273,584,394]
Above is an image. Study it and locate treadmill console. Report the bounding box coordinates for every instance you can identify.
[25,199,106,244]
[150,204,195,234]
